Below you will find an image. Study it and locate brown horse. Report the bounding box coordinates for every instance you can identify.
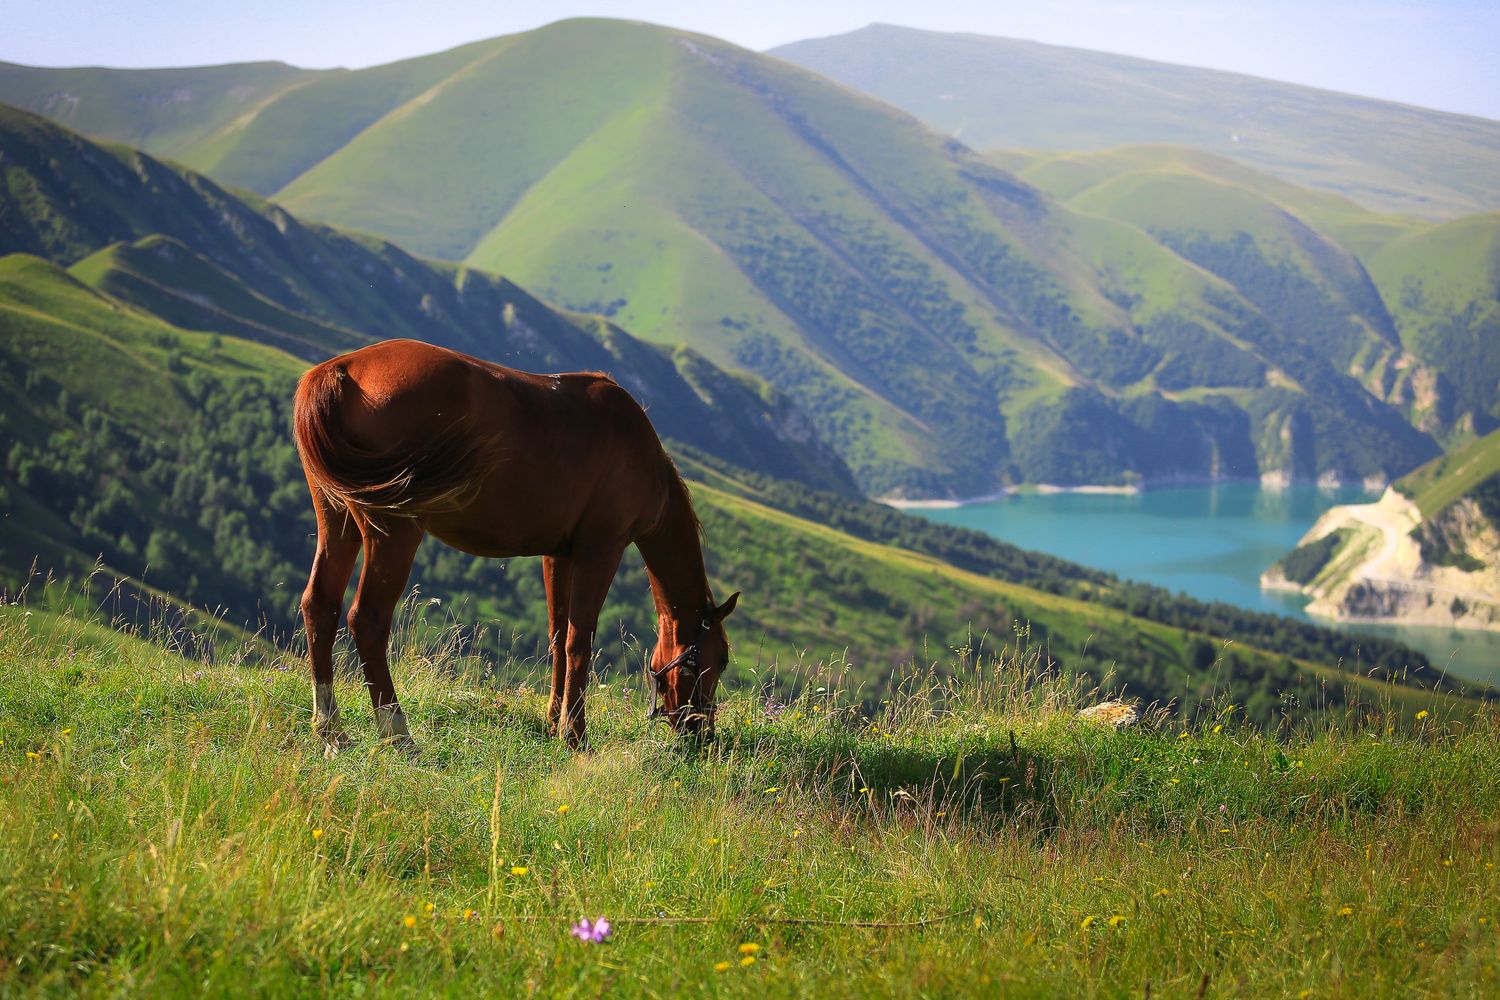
[293,339,737,752]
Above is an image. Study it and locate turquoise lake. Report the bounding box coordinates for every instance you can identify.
[911,484,1499,687]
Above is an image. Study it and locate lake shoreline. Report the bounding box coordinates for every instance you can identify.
[878,475,1384,510]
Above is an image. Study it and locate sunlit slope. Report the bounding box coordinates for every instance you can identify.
[0,59,323,163]
[770,24,1500,219]
[1366,213,1500,436]
[1019,145,1499,444]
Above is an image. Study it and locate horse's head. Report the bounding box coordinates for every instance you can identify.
[648,592,739,739]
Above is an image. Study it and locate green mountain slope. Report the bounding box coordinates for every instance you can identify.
[1016,146,1499,444]
[769,24,1500,220]
[0,103,853,494]
[0,21,1446,494]
[0,59,325,164]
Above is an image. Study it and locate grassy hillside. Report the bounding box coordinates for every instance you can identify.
[1016,145,1500,444]
[2,609,1496,996]
[769,24,1500,220]
[0,18,1450,494]
[0,59,325,162]
[1396,428,1500,519]
[1366,213,1500,436]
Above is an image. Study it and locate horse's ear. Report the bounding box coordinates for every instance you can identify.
[714,592,740,621]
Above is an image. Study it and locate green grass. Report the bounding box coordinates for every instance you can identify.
[2,605,1497,996]
[1396,427,1500,518]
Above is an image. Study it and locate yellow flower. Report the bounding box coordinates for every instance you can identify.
[738,942,760,954]
[557,804,569,815]
[1080,915,1096,929]
[1415,710,1430,720]
[424,902,435,914]
[403,915,417,928]
[26,751,40,761]
[1212,724,1223,735]
[311,828,324,840]
[60,728,73,737]
[739,956,756,967]
[1153,888,1171,897]
[511,866,529,876]
[1169,778,1181,785]
[715,961,731,972]
[1337,906,1353,917]
[1108,915,1125,927]
[463,908,477,921]
[707,837,720,846]
[764,786,780,794]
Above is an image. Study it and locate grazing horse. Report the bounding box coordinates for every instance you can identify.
[293,339,738,751]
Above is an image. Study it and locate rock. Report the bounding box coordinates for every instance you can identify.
[1077,700,1139,728]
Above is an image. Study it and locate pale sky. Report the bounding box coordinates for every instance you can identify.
[3,1,1496,120]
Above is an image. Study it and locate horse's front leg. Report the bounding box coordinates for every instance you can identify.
[542,556,573,737]
[561,545,626,750]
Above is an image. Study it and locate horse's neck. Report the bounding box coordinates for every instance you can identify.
[636,469,708,640]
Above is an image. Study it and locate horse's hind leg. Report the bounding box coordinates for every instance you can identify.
[301,487,360,756]
[347,518,425,751]
[543,556,573,737]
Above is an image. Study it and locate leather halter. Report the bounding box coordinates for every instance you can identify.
[647,608,715,724]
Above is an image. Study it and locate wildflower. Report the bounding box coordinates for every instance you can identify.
[511,866,529,876]
[1080,915,1096,929]
[1153,888,1171,898]
[51,832,60,840]
[1415,710,1429,721]
[570,917,612,943]
[1212,724,1223,734]
[1338,906,1353,917]
[311,828,324,840]
[707,837,720,846]
[26,751,40,761]
[60,728,72,737]
[1169,778,1181,785]
[425,902,436,914]
[1108,915,1125,927]
[764,786,780,794]
[557,804,570,815]
[403,915,417,928]
[463,909,477,921]
[739,956,756,967]
[763,698,786,720]
[859,787,871,794]
[715,961,731,971]
[738,942,760,954]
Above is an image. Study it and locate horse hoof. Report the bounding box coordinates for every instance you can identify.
[316,726,353,759]
[383,735,420,758]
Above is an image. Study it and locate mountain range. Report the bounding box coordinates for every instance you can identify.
[5,19,1494,496]
[771,23,1500,220]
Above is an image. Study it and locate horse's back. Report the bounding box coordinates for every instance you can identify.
[297,339,668,554]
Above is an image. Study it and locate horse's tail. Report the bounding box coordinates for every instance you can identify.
[293,359,484,519]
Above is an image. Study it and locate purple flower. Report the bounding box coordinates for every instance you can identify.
[763,697,786,720]
[570,917,612,943]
